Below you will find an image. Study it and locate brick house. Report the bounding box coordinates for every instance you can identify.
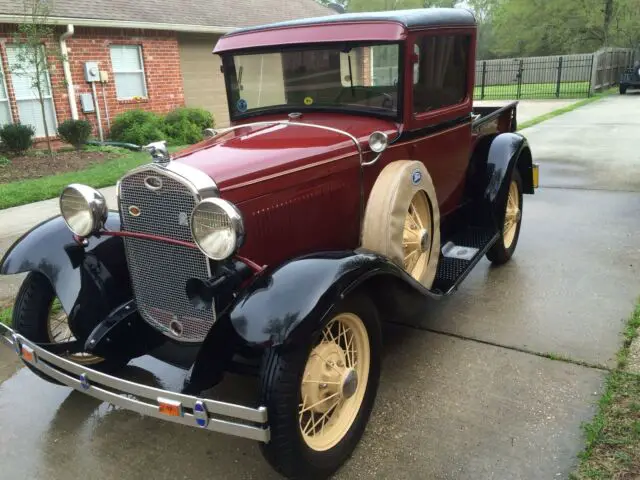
[0,0,332,140]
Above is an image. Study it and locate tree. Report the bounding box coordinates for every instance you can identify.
[346,0,458,11]
[11,0,62,158]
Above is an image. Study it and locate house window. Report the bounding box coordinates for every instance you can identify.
[6,44,57,137]
[110,45,148,100]
[412,35,470,114]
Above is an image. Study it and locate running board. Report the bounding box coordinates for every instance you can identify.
[431,227,500,295]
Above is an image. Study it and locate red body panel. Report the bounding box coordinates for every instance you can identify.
[169,19,506,268]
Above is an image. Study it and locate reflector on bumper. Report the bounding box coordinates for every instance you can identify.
[0,323,269,443]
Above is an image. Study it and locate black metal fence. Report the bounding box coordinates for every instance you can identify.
[474,54,595,100]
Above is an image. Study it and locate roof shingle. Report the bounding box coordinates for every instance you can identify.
[0,0,333,30]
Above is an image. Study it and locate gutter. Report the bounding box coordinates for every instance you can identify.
[59,24,78,120]
[0,14,236,34]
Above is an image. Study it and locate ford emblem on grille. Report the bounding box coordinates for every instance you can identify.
[129,205,141,217]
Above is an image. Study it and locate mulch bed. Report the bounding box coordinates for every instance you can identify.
[0,150,119,184]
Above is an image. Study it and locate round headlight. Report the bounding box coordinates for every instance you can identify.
[368,131,389,153]
[59,184,108,237]
[191,198,245,261]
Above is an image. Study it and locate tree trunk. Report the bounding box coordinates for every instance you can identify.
[35,59,53,159]
[603,0,614,46]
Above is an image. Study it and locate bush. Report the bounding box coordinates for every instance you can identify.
[0,123,35,155]
[110,110,165,146]
[163,107,214,145]
[0,155,10,166]
[57,119,92,150]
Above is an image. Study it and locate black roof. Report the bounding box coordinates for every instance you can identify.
[227,8,476,36]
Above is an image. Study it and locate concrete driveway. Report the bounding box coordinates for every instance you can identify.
[0,95,639,479]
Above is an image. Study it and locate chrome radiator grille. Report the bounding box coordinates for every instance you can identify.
[118,168,214,343]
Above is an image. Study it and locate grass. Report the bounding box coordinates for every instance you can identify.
[0,305,11,326]
[571,301,640,480]
[474,81,591,100]
[517,87,617,130]
[0,145,186,210]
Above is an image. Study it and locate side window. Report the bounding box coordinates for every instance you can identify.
[412,34,470,114]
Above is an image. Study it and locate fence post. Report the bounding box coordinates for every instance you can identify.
[589,51,599,95]
[555,56,563,98]
[609,49,614,88]
[481,61,486,100]
[516,59,523,99]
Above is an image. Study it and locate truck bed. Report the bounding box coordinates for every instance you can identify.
[471,101,518,136]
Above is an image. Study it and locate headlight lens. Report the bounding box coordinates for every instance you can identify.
[191,198,245,260]
[59,184,108,237]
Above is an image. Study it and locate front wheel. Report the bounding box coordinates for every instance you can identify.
[620,84,628,95]
[259,293,382,479]
[486,169,523,265]
[12,272,126,384]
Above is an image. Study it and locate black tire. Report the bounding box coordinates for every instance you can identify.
[620,84,627,95]
[13,272,125,384]
[258,292,382,480]
[486,168,523,265]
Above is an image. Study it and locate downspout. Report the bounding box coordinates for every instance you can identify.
[60,24,78,120]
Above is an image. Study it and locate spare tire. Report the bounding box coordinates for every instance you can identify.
[361,160,441,288]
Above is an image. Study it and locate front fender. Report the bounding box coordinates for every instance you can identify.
[226,250,439,348]
[485,132,534,224]
[0,213,130,319]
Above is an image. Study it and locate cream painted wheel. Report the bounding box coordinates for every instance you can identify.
[403,191,433,281]
[259,293,381,479]
[503,180,520,249]
[299,312,370,451]
[47,298,102,365]
[362,160,440,288]
[486,169,523,265]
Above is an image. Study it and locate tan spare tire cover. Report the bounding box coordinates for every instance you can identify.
[361,160,441,289]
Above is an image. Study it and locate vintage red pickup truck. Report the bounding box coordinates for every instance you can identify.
[0,8,537,480]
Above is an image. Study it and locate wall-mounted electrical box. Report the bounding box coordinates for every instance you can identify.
[99,70,109,83]
[84,61,100,82]
[80,92,95,113]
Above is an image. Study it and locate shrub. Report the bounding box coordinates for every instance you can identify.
[57,119,93,150]
[0,123,35,155]
[163,107,214,145]
[110,110,165,146]
[0,155,10,166]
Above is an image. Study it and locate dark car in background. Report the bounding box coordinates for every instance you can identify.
[620,61,640,94]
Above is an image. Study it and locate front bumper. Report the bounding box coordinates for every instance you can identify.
[0,323,270,442]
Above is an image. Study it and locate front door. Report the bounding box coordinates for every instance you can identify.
[406,31,474,216]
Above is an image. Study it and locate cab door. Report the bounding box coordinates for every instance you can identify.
[404,29,475,217]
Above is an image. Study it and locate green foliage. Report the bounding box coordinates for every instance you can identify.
[57,119,92,150]
[0,306,11,326]
[109,109,165,146]
[163,107,214,145]
[83,145,131,154]
[0,123,35,155]
[0,155,10,167]
[110,107,215,146]
[346,0,456,11]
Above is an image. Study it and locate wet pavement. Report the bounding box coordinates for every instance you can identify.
[1,94,639,479]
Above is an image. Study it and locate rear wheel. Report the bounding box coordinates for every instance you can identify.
[486,169,523,265]
[620,84,628,94]
[12,272,124,384]
[259,293,381,479]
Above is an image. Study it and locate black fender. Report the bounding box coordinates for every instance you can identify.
[467,132,534,229]
[1,213,133,338]
[224,250,440,349]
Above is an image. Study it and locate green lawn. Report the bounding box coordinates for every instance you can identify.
[0,305,11,326]
[474,81,591,100]
[0,146,186,210]
[571,301,640,479]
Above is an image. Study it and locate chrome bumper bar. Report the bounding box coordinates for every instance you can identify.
[0,323,269,442]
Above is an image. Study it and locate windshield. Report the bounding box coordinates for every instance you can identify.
[223,43,401,119]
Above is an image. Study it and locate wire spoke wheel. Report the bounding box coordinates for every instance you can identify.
[403,190,432,280]
[298,312,370,452]
[503,180,521,249]
[47,298,102,365]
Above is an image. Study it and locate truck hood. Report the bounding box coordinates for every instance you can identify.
[171,113,398,200]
